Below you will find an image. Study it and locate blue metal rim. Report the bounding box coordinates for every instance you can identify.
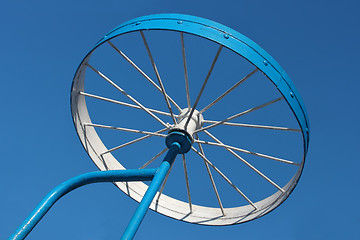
[76,13,309,154]
[71,13,310,225]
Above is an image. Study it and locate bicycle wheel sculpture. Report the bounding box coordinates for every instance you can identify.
[71,14,309,225]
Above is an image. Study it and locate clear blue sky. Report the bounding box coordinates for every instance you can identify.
[1,1,359,239]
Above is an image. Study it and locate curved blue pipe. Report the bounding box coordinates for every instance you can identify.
[9,169,157,240]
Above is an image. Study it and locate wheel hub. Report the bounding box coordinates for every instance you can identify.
[166,108,204,153]
[176,108,204,137]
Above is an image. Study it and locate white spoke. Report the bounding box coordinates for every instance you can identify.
[194,137,225,215]
[101,128,168,155]
[204,130,285,193]
[140,148,168,169]
[86,63,169,128]
[191,146,257,209]
[80,92,173,117]
[195,96,284,133]
[84,123,167,138]
[181,32,191,109]
[140,31,177,124]
[200,69,259,114]
[184,45,223,129]
[194,139,299,165]
[108,41,181,111]
[202,120,301,132]
[182,154,192,212]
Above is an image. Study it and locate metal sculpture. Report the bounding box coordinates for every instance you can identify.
[9,14,309,240]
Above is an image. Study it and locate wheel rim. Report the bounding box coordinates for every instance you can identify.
[71,14,309,225]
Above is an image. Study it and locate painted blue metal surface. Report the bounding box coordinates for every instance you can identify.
[8,169,157,240]
[13,13,310,239]
[121,142,180,240]
[165,131,192,154]
[76,13,310,154]
[10,135,184,240]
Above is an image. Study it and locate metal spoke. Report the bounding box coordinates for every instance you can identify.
[80,92,173,117]
[184,45,223,129]
[191,146,256,209]
[84,123,167,138]
[182,154,192,212]
[194,137,225,215]
[108,41,181,111]
[86,63,169,128]
[140,31,177,124]
[195,96,284,133]
[181,32,191,109]
[101,128,168,155]
[200,68,259,114]
[194,139,299,165]
[204,130,285,193]
[202,120,301,132]
[139,148,168,169]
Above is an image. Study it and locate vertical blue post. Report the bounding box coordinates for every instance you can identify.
[120,142,181,240]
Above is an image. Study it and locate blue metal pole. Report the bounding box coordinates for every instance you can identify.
[9,169,157,240]
[120,142,181,240]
